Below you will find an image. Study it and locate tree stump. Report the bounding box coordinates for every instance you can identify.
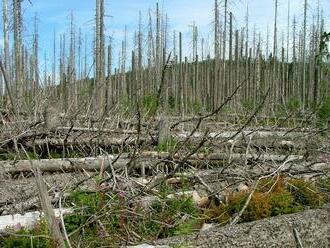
[158,118,170,146]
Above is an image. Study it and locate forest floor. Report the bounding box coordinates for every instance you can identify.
[0,113,329,247]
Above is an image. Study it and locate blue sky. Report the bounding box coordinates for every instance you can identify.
[2,0,329,69]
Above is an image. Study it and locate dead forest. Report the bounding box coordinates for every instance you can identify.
[0,0,329,247]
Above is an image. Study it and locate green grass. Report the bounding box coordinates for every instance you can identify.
[0,220,51,248]
[157,137,179,152]
[204,176,328,225]
[63,186,201,246]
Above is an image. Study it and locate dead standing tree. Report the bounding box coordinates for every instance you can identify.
[95,0,106,113]
[2,0,10,104]
[0,59,17,115]
[13,0,24,106]
[213,0,220,110]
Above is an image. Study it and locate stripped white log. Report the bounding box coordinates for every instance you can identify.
[31,137,153,147]
[56,126,139,134]
[0,156,129,174]
[29,137,302,152]
[175,130,308,140]
[0,208,73,232]
[0,153,306,175]
[139,151,304,162]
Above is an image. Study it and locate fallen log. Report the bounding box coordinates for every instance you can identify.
[30,136,155,147]
[0,152,310,175]
[0,208,73,232]
[175,130,310,140]
[26,136,310,153]
[139,151,305,162]
[0,156,130,174]
[56,126,140,134]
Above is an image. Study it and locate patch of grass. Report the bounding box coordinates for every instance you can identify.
[316,178,330,202]
[0,153,16,161]
[287,97,301,112]
[63,190,108,241]
[242,192,272,221]
[0,220,52,248]
[157,138,179,152]
[242,99,256,112]
[0,151,37,161]
[269,192,303,216]
[288,178,325,207]
[317,97,330,125]
[142,94,158,116]
[70,191,101,214]
[257,176,287,194]
[63,186,201,246]
[168,95,176,110]
[316,178,330,203]
[188,100,202,114]
[150,196,201,238]
[204,176,327,226]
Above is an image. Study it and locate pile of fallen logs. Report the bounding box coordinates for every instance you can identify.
[0,114,329,247]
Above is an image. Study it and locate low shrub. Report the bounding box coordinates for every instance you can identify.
[204,176,327,226]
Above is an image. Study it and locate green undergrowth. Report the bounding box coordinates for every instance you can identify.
[63,184,202,247]
[0,151,37,161]
[317,97,330,127]
[0,220,52,248]
[157,137,179,152]
[204,176,328,225]
[1,176,329,247]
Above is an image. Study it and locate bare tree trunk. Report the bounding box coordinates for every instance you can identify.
[147,10,154,96]
[106,40,112,111]
[95,0,105,112]
[0,59,17,115]
[121,27,127,99]
[244,4,249,103]
[179,32,184,116]
[313,0,321,106]
[213,0,220,110]
[2,0,10,102]
[228,12,233,106]
[69,12,77,109]
[222,0,228,100]
[13,0,23,104]
[302,0,308,108]
[60,34,68,112]
[138,11,143,100]
[285,0,290,103]
[272,0,278,109]
[33,14,39,102]
[292,16,297,98]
